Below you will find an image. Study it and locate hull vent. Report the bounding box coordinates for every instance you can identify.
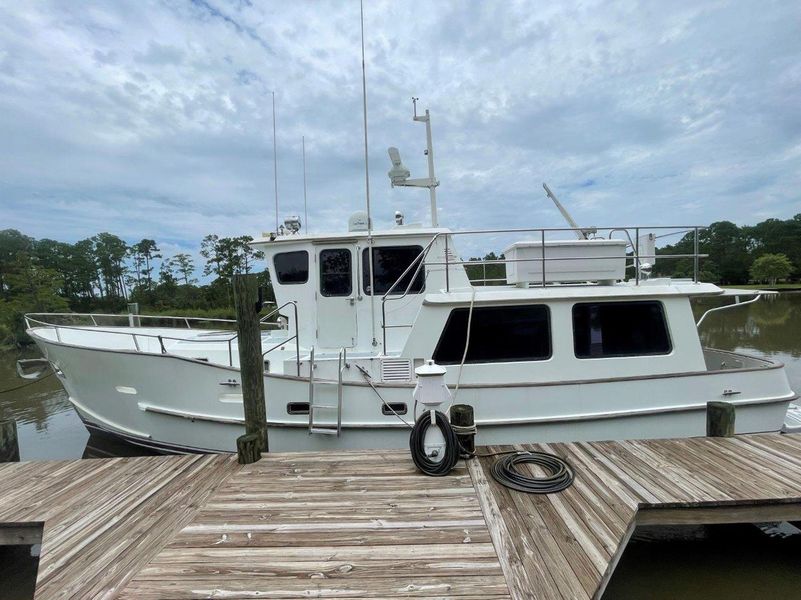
[381,359,413,382]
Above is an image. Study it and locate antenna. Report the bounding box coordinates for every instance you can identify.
[359,0,377,347]
[302,135,308,233]
[542,182,594,240]
[272,91,279,233]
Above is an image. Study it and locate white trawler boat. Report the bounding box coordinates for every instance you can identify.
[23,106,797,453]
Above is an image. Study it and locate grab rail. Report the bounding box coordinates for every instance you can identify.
[261,301,301,376]
[436,225,707,291]
[380,234,441,354]
[25,301,300,371]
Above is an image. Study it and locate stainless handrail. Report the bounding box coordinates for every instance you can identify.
[260,301,301,375]
[441,225,708,291]
[380,233,441,353]
[25,301,298,370]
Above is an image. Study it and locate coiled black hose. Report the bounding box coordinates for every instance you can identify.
[490,451,575,494]
[409,410,460,476]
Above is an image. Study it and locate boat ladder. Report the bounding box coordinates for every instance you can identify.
[307,347,347,436]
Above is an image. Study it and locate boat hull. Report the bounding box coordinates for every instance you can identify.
[35,336,797,453]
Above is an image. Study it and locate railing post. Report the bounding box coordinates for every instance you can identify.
[382,301,387,355]
[694,227,700,283]
[635,227,640,285]
[541,229,546,287]
[444,235,450,292]
[127,302,139,327]
[293,302,301,376]
[233,273,268,463]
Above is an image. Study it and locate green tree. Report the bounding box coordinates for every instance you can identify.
[749,253,794,286]
[92,233,129,300]
[172,253,196,285]
[130,239,161,289]
[200,235,264,281]
[0,253,69,347]
[200,234,225,280]
[0,229,34,298]
[158,257,178,287]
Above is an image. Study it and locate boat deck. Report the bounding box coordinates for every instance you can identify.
[3,433,801,599]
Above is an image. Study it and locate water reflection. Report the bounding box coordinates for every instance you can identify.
[603,522,801,599]
[696,292,801,393]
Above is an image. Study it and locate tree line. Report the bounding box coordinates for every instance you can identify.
[0,230,271,347]
[651,216,800,284]
[2,214,798,348]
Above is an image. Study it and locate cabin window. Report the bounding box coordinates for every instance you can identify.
[320,249,352,297]
[274,251,309,284]
[433,305,551,364]
[362,245,425,295]
[572,300,671,358]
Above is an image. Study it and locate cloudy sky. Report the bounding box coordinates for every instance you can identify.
[1,0,799,260]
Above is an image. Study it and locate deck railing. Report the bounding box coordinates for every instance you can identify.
[25,301,301,373]
[379,225,708,353]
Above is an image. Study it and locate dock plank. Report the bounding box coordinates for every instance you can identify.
[0,434,800,599]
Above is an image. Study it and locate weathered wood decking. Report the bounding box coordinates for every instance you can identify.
[2,433,801,599]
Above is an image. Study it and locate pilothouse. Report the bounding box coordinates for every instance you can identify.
[21,103,798,453]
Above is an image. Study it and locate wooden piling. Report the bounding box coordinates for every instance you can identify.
[235,432,261,465]
[707,401,735,437]
[233,273,268,462]
[0,420,20,462]
[451,404,476,457]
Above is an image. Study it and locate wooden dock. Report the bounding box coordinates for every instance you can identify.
[3,433,801,599]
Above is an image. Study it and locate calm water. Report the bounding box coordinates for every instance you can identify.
[0,294,800,599]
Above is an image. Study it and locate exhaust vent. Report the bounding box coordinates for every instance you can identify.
[380,359,413,382]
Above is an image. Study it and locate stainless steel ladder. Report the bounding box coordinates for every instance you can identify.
[308,347,346,436]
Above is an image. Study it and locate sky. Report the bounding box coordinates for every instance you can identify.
[1,0,800,262]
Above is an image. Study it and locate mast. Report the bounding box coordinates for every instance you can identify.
[412,98,439,227]
[302,135,308,232]
[272,91,279,233]
[359,0,377,348]
[387,100,440,227]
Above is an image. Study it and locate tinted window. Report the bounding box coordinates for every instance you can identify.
[274,251,308,284]
[433,305,551,364]
[320,249,352,297]
[573,301,671,358]
[362,246,425,295]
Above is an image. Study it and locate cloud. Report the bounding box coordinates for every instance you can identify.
[0,0,798,267]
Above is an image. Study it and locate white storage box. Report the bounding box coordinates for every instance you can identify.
[503,239,627,284]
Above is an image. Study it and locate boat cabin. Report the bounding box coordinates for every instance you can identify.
[252,217,730,387]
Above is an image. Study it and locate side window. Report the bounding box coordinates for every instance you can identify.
[433,305,551,364]
[362,245,425,295]
[274,251,309,284]
[320,249,352,297]
[572,301,671,358]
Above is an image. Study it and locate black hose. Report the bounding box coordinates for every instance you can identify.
[409,410,460,477]
[490,451,575,494]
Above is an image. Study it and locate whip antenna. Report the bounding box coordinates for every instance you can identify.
[272,91,279,233]
[360,0,377,347]
[302,135,308,233]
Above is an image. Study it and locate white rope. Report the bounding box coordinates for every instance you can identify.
[355,364,414,428]
[450,286,476,409]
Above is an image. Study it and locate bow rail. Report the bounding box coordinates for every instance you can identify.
[25,301,301,371]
